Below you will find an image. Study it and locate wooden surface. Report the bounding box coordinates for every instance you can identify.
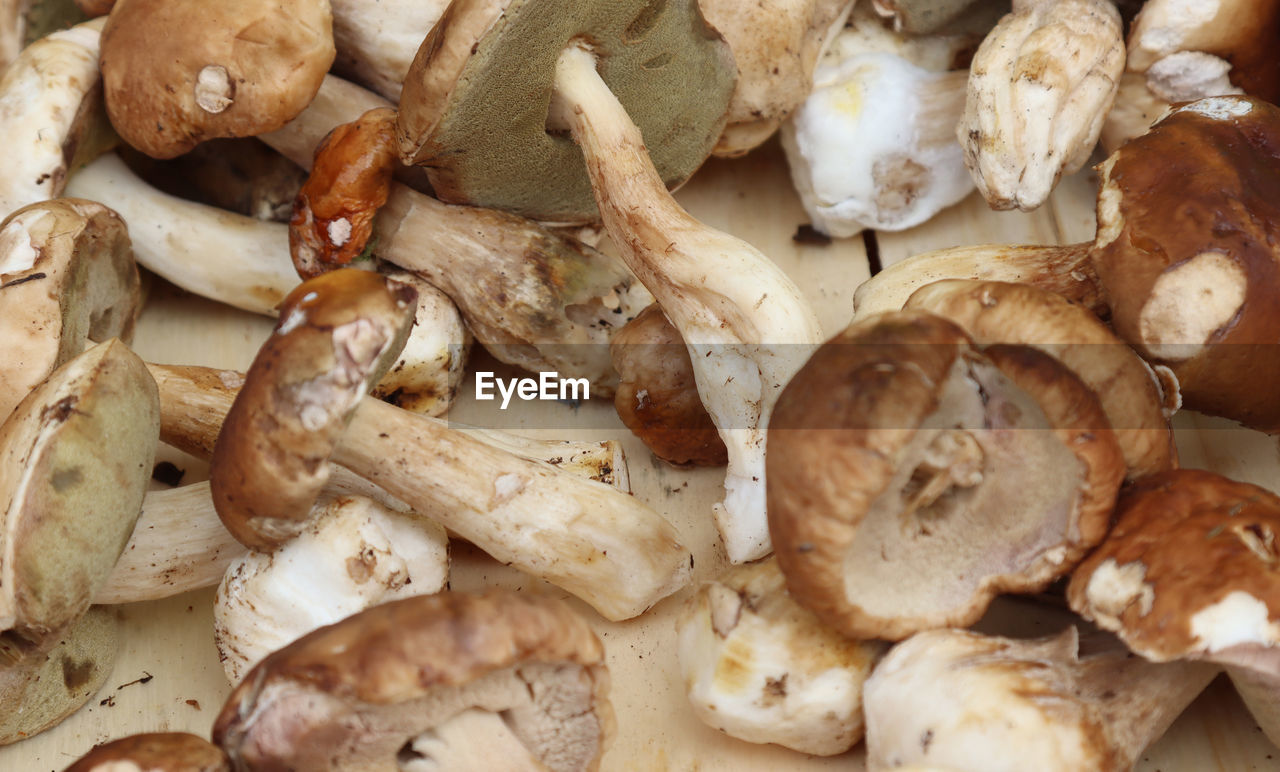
[6,143,1280,770]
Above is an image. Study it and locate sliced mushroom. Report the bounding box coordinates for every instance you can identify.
[213,590,614,772]
[767,311,1124,639]
[0,198,140,421]
[65,732,231,771]
[1068,469,1280,747]
[99,0,335,158]
[862,627,1219,771]
[676,558,886,755]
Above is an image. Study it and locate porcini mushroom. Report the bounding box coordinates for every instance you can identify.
[213,590,614,771]
[329,0,450,101]
[99,0,335,158]
[65,732,231,771]
[209,270,691,620]
[0,198,140,421]
[1068,469,1280,747]
[676,558,886,755]
[862,627,1219,771]
[767,311,1124,640]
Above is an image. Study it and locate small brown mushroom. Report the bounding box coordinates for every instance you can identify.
[65,732,231,771]
[213,590,614,772]
[767,311,1125,640]
[99,0,335,158]
[611,304,727,467]
[1068,469,1280,747]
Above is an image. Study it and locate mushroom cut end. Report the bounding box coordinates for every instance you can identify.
[768,311,1122,640]
[213,590,613,772]
[210,269,417,551]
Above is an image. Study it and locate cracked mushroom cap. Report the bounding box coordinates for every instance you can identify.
[213,589,614,771]
[210,268,416,552]
[767,311,1124,640]
[99,0,335,159]
[0,199,140,422]
[1068,469,1280,669]
[904,279,1176,479]
[396,0,737,223]
[65,732,231,771]
[1092,95,1280,431]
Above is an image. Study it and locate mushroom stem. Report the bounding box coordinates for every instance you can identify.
[1226,667,1280,748]
[551,43,824,563]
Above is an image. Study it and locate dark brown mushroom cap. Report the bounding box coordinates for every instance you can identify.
[767,311,1124,640]
[1092,96,1280,431]
[0,338,158,639]
[1068,469,1280,668]
[100,0,335,158]
[213,589,613,771]
[611,304,726,467]
[396,0,736,223]
[65,732,231,771]
[209,268,416,552]
[904,279,1176,479]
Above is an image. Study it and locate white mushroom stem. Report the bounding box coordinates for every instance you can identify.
[214,494,448,683]
[551,44,824,564]
[862,627,1219,771]
[371,269,471,416]
[1226,667,1280,748]
[329,0,450,102]
[0,16,105,217]
[261,75,653,392]
[782,51,972,236]
[0,0,31,74]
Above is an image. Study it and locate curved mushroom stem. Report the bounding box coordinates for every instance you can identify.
[551,43,824,564]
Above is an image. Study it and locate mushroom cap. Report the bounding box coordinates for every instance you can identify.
[213,589,614,772]
[65,732,231,771]
[1068,469,1280,671]
[767,311,1124,639]
[0,198,141,421]
[1092,95,1280,431]
[99,0,335,158]
[904,279,1176,479]
[611,303,727,467]
[0,605,117,746]
[0,338,158,638]
[210,268,416,551]
[396,0,737,223]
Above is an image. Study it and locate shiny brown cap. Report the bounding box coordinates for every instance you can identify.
[65,732,230,771]
[767,311,1124,640]
[1092,95,1280,431]
[214,589,613,771]
[209,268,416,551]
[1069,468,1280,671]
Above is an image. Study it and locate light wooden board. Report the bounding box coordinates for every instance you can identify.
[5,143,1279,770]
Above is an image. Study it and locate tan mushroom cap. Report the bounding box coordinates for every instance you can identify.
[0,198,141,422]
[1093,96,1280,431]
[0,338,158,638]
[767,311,1124,640]
[99,0,335,158]
[65,732,231,771]
[213,589,614,771]
[1068,469,1280,667]
[210,268,416,551]
[396,0,736,223]
[905,279,1176,479]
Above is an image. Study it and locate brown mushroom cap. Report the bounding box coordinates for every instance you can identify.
[1092,95,1280,431]
[210,268,416,551]
[99,0,335,158]
[611,303,727,467]
[0,338,158,638]
[0,198,141,422]
[904,279,1176,479]
[65,732,231,771]
[396,0,736,223]
[213,589,614,771]
[1068,469,1280,667]
[767,311,1124,640]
